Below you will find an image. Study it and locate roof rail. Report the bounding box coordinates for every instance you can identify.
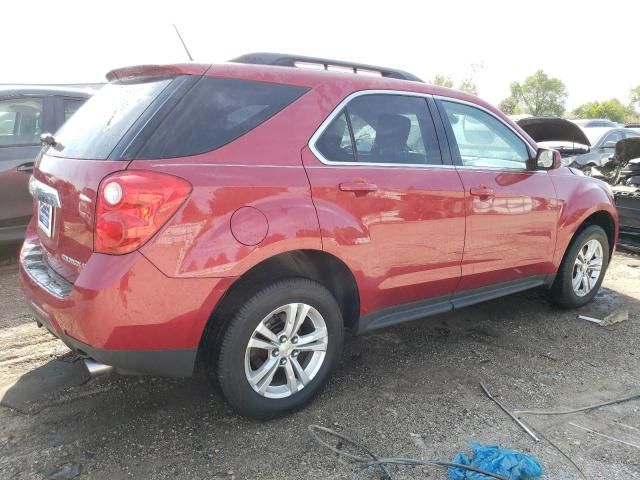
[229,52,424,83]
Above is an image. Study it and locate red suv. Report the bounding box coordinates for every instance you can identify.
[20,54,618,418]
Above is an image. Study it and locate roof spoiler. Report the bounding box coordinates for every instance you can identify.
[229,52,424,83]
[105,64,209,82]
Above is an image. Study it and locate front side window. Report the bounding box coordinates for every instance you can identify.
[0,97,43,147]
[602,131,623,147]
[441,101,530,169]
[315,94,442,165]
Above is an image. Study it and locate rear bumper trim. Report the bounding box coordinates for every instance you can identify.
[21,239,72,299]
[27,299,197,377]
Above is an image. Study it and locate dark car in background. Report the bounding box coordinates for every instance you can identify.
[0,86,94,246]
[572,127,640,167]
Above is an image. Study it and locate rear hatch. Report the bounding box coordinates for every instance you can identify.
[32,69,202,282]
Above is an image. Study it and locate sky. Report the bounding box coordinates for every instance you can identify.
[3,0,639,110]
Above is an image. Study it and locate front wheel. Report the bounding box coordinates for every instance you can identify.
[550,225,610,308]
[214,278,344,418]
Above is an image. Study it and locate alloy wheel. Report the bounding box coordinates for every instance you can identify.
[244,303,328,399]
[572,239,604,297]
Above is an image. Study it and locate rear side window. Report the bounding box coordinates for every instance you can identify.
[49,78,173,159]
[315,94,442,165]
[0,97,43,147]
[135,77,309,159]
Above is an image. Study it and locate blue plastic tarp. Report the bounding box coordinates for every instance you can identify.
[448,441,543,480]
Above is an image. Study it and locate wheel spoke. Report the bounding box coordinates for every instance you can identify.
[256,323,280,344]
[249,356,279,393]
[291,357,310,386]
[282,303,299,337]
[296,341,327,352]
[572,271,583,291]
[284,361,298,394]
[582,273,590,292]
[585,242,596,261]
[588,257,602,269]
[248,337,277,351]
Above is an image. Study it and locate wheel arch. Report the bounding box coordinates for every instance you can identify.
[197,249,360,363]
[574,210,616,256]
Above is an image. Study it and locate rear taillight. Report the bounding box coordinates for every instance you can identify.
[95,171,191,255]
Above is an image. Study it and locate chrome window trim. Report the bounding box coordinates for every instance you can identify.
[307,89,538,170]
[308,90,449,169]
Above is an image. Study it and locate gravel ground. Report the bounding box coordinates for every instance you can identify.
[1,244,639,480]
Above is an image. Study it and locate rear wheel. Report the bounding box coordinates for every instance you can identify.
[550,225,609,308]
[214,278,343,418]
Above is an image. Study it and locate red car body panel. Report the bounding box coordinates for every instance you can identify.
[455,169,559,291]
[301,146,466,315]
[18,61,618,377]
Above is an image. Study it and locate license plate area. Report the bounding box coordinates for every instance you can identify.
[38,200,54,237]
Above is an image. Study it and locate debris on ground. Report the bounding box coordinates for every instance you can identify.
[578,314,603,324]
[480,383,539,441]
[600,309,629,326]
[448,442,543,480]
[569,423,640,451]
[44,462,81,480]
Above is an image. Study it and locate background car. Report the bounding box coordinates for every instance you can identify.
[0,86,94,246]
[572,118,618,128]
[569,127,640,167]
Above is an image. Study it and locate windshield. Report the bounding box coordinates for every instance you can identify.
[48,78,173,159]
[582,127,612,146]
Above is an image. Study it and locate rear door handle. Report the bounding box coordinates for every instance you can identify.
[16,162,34,173]
[469,186,495,197]
[339,182,378,193]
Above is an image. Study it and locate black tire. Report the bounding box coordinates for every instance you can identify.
[550,225,610,308]
[214,278,343,419]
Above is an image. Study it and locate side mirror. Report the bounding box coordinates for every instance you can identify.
[603,141,617,149]
[535,148,561,170]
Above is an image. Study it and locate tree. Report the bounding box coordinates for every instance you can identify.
[498,96,519,115]
[500,70,568,116]
[572,99,632,123]
[458,78,478,95]
[430,74,453,88]
[631,85,640,110]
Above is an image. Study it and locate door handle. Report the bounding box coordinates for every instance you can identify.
[469,186,495,197]
[16,162,34,174]
[339,182,378,193]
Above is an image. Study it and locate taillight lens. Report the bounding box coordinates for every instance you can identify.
[95,171,191,255]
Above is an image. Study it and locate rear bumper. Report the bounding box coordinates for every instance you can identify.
[19,231,233,377]
[27,300,197,376]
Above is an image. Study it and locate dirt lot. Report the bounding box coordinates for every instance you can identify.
[1,245,640,480]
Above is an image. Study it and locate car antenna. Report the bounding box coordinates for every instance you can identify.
[173,24,194,61]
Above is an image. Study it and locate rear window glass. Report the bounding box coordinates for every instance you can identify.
[49,78,172,159]
[134,77,309,159]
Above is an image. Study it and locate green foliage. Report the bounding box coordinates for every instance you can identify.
[458,78,478,95]
[572,98,632,123]
[631,86,640,109]
[499,70,567,116]
[430,74,453,88]
[498,96,519,115]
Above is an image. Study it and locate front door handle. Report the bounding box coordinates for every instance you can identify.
[339,182,378,193]
[469,186,495,197]
[16,162,34,174]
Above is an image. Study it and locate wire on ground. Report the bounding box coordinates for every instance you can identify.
[308,424,509,480]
